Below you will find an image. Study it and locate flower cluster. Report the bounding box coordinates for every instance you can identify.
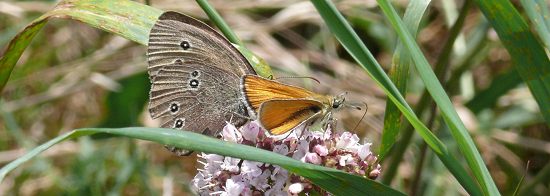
[192,121,381,195]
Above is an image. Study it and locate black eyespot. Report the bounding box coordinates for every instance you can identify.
[174,59,183,65]
[332,103,340,109]
[191,70,199,77]
[309,106,321,113]
[170,103,179,113]
[175,119,184,128]
[180,41,190,50]
[189,79,199,88]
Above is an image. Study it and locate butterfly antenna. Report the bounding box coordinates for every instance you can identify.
[351,102,368,133]
[274,76,321,84]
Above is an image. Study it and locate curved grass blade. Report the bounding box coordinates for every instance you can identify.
[380,0,431,160]
[0,0,162,92]
[195,0,273,78]
[310,0,483,195]
[375,0,499,194]
[195,0,243,46]
[0,127,404,196]
[0,0,272,93]
[466,70,522,113]
[473,0,550,127]
[521,0,550,50]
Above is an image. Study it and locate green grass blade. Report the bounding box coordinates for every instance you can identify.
[0,0,271,93]
[466,70,522,113]
[195,0,244,46]
[384,0,473,184]
[195,0,273,78]
[380,0,431,160]
[376,0,499,194]
[0,127,404,196]
[473,0,550,127]
[519,162,550,195]
[0,0,162,92]
[310,1,482,195]
[521,0,550,50]
[100,73,150,127]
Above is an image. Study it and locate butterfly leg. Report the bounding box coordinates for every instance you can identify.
[229,111,254,121]
[321,112,336,132]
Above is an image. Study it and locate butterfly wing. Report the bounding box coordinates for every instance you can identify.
[258,99,324,135]
[148,12,255,78]
[241,74,321,116]
[147,12,255,155]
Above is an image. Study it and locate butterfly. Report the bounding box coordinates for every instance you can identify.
[147,11,350,155]
[241,75,348,135]
[147,11,255,155]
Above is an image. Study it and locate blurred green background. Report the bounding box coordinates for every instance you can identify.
[1,0,549,195]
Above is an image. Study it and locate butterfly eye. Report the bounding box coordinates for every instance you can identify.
[180,41,191,50]
[332,96,345,108]
[332,99,344,108]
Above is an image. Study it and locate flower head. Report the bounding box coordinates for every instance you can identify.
[192,121,381,195]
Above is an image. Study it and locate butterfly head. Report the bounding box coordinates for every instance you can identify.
[331,92,348,111]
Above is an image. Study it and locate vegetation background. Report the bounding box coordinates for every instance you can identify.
[0,0,549,195]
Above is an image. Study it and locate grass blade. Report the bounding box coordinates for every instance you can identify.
[466,70,522,113]
[380,0,431,160]
[521,0,550,50]
[194,0,273,77]
[0,127,405,196]
[473,0,550,127]
[195,0,244,46]
[310,0,482,195]
[0,0,162,92]
[376,0,499,194]
[0,0,271,93]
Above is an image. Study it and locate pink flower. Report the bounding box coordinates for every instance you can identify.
[222,179,244,196]
[192,121,381,195]
[241,122,260,143]
[314,144,329,156]
[335,132,360,151]
[222,123,241,143]
[304,152,322,164]
[358,143,372,160]
[241,160,262,177]
[289,183,304,194]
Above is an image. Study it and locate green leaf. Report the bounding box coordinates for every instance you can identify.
[376,0,499,194]
[466,70,522,113]
[521,0,550,50]
[234,45,274,78]
[380,0,431,160]
[473,0,550,127]
[195,0,244,46]
[99,72,150,127]
[0,127,405,196]
[0,0,272,93]
[0,0,162,92]
[310,0,483,195]
[195,0,273,77]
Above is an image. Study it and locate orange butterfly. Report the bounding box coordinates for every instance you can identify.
[240,75,348,135]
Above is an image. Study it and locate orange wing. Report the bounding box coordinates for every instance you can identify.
[258,99,323,135]
[241,75,320,114]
